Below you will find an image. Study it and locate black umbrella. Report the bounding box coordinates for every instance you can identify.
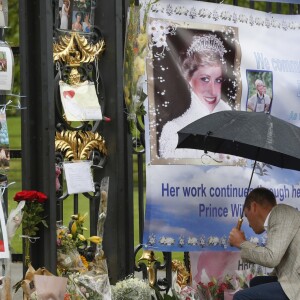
[177,110,300,228]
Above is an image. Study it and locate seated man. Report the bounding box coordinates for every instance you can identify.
[229,187,300,300]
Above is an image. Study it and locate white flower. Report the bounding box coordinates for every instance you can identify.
[152,34,168,48]
[149,20,169,37]
[148,234,156,245]
[188,237,198,246]
[208,236,219,246]
[166,237,175,245]
[159,236,166,244]
[178,236,185,247]
[111,275,153,300]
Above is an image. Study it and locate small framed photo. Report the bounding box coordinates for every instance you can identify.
[0,43,14,93]
[0,0,8,28]
[57,0,95,33]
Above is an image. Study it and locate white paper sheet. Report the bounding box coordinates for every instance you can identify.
[63,161,95,194]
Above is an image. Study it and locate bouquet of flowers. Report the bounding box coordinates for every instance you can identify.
[197,278,228,300]
[13,190,48,266]
[57,212,101,273]
[123,0,158,131]
[224,266,263,292]
[61,177,112,300]
[111,275,153,300]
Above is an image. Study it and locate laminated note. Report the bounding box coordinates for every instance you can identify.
[59,80,102,121]
[0,43,14,92]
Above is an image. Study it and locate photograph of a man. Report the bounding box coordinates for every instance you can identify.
[247,77,272,113]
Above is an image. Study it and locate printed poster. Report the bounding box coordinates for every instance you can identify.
[143,1,300,252]
[0,43,13,92]
[0,109,9,170]
[0,193,9,258]
[0,0,8,28]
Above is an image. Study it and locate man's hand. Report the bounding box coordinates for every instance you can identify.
[229,228,246,248]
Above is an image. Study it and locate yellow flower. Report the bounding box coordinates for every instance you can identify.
[124,86,130,99]
[71,222,77,235]
[77,234,86,241]
[57,229,64,239]
[124,86,131,106]
[136,33,147,49]
[80,255,89,268]
[78,213,88,223]
[87,236,102,244]
[133,55,146,82]
[134,56,145,76]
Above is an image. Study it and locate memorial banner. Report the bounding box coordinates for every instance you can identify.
[143,1,300,252]
[255,0,300,3]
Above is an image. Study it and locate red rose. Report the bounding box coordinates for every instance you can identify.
[14,190,38,202]
[14,190,48,203]
[208,281,215,287]
[219,283,228,292]
[36,191,48,203]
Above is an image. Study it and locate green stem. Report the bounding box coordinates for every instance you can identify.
[25,237,31,267]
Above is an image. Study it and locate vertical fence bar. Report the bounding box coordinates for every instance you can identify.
[19,0,57,273]
[138,152,145,243]
[93,0,134,283]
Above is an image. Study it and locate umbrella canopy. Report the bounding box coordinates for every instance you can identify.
[177,110,300,172]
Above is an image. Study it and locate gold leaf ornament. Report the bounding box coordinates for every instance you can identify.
[55,130,107,161]
[53,33,105,66]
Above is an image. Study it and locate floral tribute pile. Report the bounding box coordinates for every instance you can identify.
[56,211,111,300]
[9,177,111,299]
[56,176,111,300]
[168,266,263,300]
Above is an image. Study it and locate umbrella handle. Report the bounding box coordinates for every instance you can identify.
[236,218,243,230]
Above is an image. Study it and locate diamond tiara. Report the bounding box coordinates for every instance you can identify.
[187,34,226,58]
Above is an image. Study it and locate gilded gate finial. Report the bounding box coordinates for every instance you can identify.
[53,32,105,66]
[55,131,107,161]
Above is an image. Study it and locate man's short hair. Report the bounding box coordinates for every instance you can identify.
[244,187,277,210]
[254,79,264,87]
